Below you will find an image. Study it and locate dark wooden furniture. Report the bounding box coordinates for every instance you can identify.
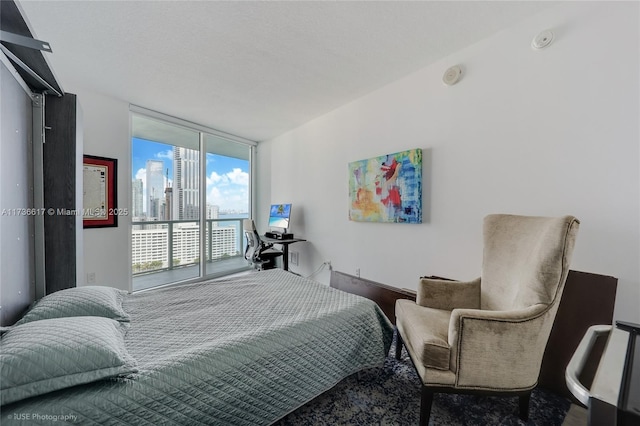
[330,271,415,325]
[43,93,82,294]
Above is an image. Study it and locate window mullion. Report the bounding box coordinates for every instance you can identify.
[199,132,206,278]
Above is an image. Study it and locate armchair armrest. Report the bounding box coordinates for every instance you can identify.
[450,304,546,325]
[447,304,551,389]
[416,277,481,310]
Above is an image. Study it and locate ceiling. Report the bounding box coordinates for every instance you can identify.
[18,1,556,142]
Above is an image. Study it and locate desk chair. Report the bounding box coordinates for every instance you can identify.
[243,219,283,270]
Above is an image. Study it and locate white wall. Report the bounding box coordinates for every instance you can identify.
[258,2,640,322]
[74,88,131,291]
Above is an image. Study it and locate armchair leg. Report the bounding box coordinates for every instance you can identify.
[420,386,434,426]
[395,329,403,360]
[518,392,531,422]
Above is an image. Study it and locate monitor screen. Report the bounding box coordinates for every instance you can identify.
[268,204,291,229]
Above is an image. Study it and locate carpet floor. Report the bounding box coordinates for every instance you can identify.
[275,337,570,425]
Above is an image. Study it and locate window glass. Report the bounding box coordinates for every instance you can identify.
[130,114,252,291]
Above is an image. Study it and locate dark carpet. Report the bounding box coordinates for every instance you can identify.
[275,337,570,425]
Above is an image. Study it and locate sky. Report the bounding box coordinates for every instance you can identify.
[132,137,249,213]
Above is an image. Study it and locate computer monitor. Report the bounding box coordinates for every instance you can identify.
[268,204,291,231]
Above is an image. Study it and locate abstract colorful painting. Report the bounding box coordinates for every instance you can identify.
[348,148,422,223]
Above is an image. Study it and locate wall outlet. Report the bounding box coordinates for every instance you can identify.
[87,272,96,284]
[355,268,360,277]
[290,251,299,266]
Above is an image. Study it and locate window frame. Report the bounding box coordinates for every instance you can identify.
[129,105,257,292]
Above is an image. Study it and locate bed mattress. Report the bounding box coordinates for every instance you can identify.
[3,269,394,425]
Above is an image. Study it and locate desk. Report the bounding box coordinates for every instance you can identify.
[262,235,306,271]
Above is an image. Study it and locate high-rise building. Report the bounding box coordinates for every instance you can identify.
[146,160,164,220]
[206,204,219,220]
[132,179,143,218]
[131,225,238,267]
[173,147,199,220]
[164,186,173,221]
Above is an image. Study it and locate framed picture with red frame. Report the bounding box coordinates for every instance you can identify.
[83,155,118,228]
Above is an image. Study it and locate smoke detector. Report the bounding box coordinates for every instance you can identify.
[532,30,554,50]
[442,65,463,86]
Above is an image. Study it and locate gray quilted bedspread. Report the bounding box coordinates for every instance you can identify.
[3,270,394,425]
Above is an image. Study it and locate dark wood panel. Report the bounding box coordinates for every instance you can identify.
[539,270,617,400]
[330,271,415,324]
[43,93,77,294]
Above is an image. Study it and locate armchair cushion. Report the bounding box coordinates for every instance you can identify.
[417,277,481,310]
[396,299,452,370]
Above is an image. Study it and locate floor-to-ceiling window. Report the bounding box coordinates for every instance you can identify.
[131,108,253,291]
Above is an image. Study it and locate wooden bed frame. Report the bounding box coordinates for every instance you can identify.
[330,271,416,325]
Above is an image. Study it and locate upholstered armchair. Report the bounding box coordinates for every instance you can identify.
[395,214,580,424]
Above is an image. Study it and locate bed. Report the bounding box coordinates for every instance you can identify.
[1,269,394,425]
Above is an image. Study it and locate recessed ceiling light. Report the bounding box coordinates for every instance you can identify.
[442,65,463,86]
[532,30,554,50]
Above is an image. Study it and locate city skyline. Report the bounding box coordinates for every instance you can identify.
[132,137,250,216]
